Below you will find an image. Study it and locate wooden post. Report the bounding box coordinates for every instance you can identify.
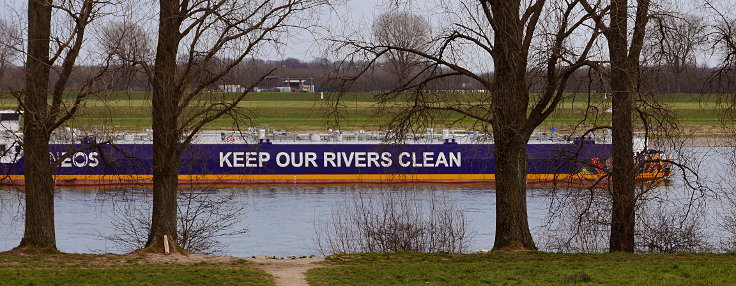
[163,235,170,254]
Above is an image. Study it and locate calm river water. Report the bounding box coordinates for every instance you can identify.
[0,147,733,257]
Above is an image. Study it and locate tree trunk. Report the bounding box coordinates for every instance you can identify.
[609,69,636,252]
[492,130,536,250]
[146,0,182,248]
[19,130,55,249]
[607,0,637,252]
[147,146,180,245]
[489,0,536,250]
[18,0,56,250]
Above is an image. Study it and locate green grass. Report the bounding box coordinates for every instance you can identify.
[307,252,736,285]
[0,252,274,286]
[0,92,731,134]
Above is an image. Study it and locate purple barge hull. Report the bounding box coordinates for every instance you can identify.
[0,140,668,186]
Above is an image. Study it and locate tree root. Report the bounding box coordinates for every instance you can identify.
[135,235,187,255]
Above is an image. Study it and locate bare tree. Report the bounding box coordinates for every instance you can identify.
[145,0,326,250]
[99,21,151,65]
[580,0,652,252]
[0,19,22,88]
[707,1,736,118]
[17,0,108,250]
[648,12,708,93]
[709,1,736,68]
[333,0,601,251]
[98,21,152,91]
[707,1,736,252]
[372,11,431,86]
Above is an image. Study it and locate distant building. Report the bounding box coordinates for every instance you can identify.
[262,76,315,92]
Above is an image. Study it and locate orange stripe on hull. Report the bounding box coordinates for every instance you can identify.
[0,172,669,187]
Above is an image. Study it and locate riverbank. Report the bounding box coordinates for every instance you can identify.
[306,252,736,285]
[0,250,275,285]
[3,250,735,285]
[648,135,735,147]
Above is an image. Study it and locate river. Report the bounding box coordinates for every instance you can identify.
[0,147,733,257]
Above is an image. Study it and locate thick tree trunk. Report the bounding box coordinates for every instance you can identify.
[146,0,182,248]
[609,81,635,252]
[608,70,636,252]
[607,0,637,252]
[489,0,536,250]
[490,82,535,250]
[492,131,535,250]
[18,0,56,250]
[147,146,180,245]
[19,130,55,249]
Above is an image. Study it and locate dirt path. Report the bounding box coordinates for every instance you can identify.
[248,256,324,286]
[138,253,326,285]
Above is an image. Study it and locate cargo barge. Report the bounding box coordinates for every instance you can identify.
[0,113,671,186]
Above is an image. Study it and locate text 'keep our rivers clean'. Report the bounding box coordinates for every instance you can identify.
[219,151,462,168]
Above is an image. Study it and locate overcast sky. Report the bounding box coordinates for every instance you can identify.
[1,0,390,62]
[1,0,733,68]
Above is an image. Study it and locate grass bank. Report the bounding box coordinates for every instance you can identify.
[0,92,731,135]
[307,252,736,285]
[0,251,274,286]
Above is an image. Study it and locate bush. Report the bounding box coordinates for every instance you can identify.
[315,187,471,255]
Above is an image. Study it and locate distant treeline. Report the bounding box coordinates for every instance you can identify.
[1,58,734,94]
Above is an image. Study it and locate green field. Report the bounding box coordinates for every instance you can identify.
[0,92,730,135]
[4,251,735,285]
[307,252,736,285]
[0,251,274,286]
